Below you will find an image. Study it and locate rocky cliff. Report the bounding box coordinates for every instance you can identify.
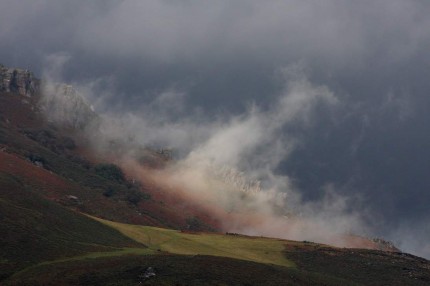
[0,64,39,96]
[39,83,96,129]
[0,63,95,129]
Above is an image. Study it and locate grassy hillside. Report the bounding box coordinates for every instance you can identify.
[4,255,356,286]
[286,245,430,285]
[5,215,430,285]
[0,173,144,280]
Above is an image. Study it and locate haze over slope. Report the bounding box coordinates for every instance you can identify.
[8,63,390,251]
[1,0,430,257]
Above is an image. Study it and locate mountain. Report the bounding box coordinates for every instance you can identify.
[1,64,430,285]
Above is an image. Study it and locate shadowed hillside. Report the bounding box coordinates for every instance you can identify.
[0,173,144,281]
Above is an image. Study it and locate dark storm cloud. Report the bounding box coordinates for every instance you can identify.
[2,0,429,101]
[1,0,430,257]
[1,0,427,117]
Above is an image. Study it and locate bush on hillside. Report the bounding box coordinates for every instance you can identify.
[93,163,125,183]
[25,152,50,169]
[102,186,117,197]
[126,190,143,205]
[186,217,204,231]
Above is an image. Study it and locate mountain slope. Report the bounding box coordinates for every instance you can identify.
[4,215,430,285]
[0,172,144,281]
[0,90,218,231]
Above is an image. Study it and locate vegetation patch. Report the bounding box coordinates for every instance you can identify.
[91,216,294,268]
[93,163,125,183]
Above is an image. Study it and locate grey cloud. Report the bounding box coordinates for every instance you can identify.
[2,0,430,258]
[86,69,367,247]
[3,1,430,75]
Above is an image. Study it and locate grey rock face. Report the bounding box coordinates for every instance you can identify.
[0,64,39,96]
[0,63,96,129]
[40,83,96,129]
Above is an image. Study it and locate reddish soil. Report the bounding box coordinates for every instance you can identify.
[0,150,76,200]
[0,92,44,129]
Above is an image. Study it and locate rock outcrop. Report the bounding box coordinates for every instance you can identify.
[39,83,96,129]
[1,63,95,129]
[0,64,40,96]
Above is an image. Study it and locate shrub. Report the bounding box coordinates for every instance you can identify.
[62,137,76,150]
[26,153,47,168]
[186,217,203,231]
[126,190,142,205]
[93,163,125,183]
[102,186,116,197]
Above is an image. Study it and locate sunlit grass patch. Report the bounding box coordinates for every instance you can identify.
[92,216,294,267]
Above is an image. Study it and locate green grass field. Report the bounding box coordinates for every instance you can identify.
[92,216,295,268]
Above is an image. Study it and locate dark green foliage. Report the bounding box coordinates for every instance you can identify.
[141,192,151,200]
[25,152,48,169]
[126,190,143,205]
[103,186,116,197]
[24,129,54,144]
[62,136,76,150]
[185,217,204,231]
[184,217,217,232]
[26,152,46,164]
[93,163,125,183]
[23,129,76,154]
[66,154,91,169]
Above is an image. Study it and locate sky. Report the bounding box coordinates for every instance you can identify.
[1,0,430,257]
